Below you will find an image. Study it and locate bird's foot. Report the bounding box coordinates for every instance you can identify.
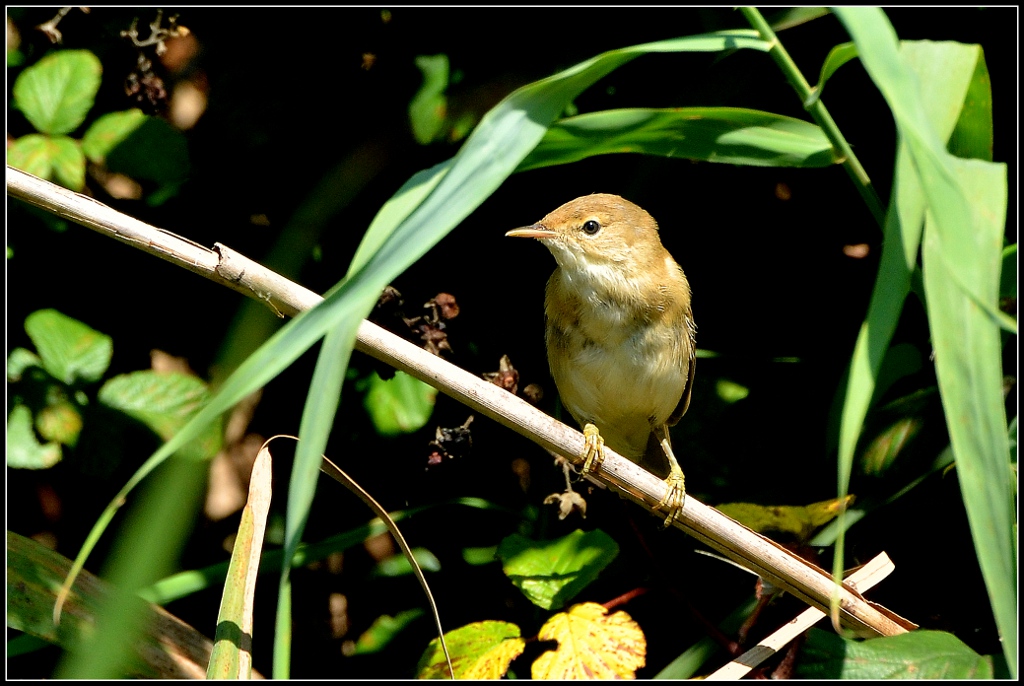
[652,465,686,527]
[580,423,606,476]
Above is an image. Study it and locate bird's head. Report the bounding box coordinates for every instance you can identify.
[506,193,667,275]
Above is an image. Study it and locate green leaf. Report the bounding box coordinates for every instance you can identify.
[363,370,437,436]
[13,49,102,135]
[921,151,1012,633]
[715,379,749,403]
[7,404,62,469]
[717,496,853,542]
[349,609,425,655]
[409,54,449,145]
[7,134,54,179]
[371,547,441,577]
[796,628,993,679]
[857,388,939,479]
[901,41,992,162]
[50,138,85,191]
[462,546,498,566]
[7,134,86,191]
[496,529,618,610]
[766,7,831,32]
[81,109,148,163]
[7,347,44,382]
[809,42,858,105]
[829,39,994,472]
[902,42,993,162]
[105,116,190,185]
[24,309,112,384]
[344,160,450,279]
[417,621,524,679]
[98,371,222,460]
[519,107,834,171]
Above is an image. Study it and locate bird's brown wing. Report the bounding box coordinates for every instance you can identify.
[667,312,697,427]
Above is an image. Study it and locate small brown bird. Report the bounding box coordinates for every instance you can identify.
[507,193,696,524]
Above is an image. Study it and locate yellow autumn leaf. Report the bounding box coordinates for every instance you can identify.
[532,602,646,679]
[416,620,525,679]
[462,635,527,679]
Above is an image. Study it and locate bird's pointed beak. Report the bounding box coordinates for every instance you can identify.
[506,223,555,239]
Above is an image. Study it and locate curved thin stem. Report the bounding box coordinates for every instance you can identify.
[740,7,886,227]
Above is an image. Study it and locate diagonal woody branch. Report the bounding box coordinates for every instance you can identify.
[7,166,915,639]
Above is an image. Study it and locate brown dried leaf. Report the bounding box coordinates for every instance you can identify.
[543,490,587,520]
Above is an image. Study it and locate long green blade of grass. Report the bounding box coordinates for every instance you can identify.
[834,8,1014,675]
[834,39,990,606]
[518,107,835,171]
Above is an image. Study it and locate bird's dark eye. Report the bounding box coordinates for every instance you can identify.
[581,219,601,235]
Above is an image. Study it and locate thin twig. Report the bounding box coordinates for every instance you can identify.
[121,10,186,56]
[313,444,454,678]
[35,7,85,44]
[7,166,915,640]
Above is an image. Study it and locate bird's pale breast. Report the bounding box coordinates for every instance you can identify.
[545,266,690,460]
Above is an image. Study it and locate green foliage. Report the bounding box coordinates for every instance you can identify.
[831,10,1014,674]
[6,347,44,381]
[361,370,438,435]
[12,50,102,135]
[809,42,859,105]
[496,529,618,611]
[796,628,993,679]
[417,621,524,679]
[417,528,635,678]
[9,50,100,192]
[98,371,222,461]
[80,109,149,162]
[371,547,441,577]
[106,117,191,197]
[409,54,450,145]
[7,309,111,468]
[462,546,499,565]
[350,609,426,655]
[717,496,852,543]
[519,107,835,171]
[715,379,749,404]
[8,49,189,201]
[24,309,112,385]
[7,309,221,472]
[7,134,85,191]
[6,404,63,469]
